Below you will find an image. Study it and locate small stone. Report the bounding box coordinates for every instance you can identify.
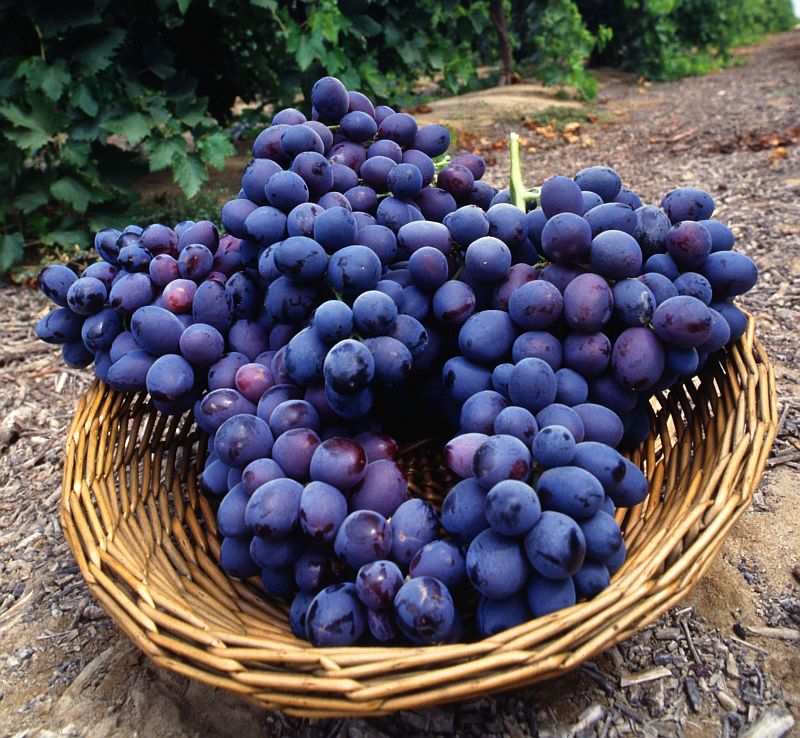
[14,645,33,661]
[685,677,703,712]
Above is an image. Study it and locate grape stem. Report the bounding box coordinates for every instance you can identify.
[508,133,540,210]
[509,132,526,212]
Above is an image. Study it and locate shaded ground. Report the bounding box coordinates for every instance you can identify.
[1,30,799,738]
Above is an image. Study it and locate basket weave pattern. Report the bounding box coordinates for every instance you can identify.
[60,318,777,717]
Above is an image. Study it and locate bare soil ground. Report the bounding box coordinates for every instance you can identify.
[1,30,799,738]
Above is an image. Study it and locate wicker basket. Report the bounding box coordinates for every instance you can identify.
[60,317,777,718]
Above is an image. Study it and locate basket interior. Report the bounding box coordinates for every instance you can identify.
[59,318,777,717]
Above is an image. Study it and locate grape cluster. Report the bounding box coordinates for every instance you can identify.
[34,74,758,648]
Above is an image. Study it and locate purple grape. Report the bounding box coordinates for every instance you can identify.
[575,166,621,202]
[245,477,302,538]
[652,296,713,348]
[309,437,367,489]
[299,480,348,544]
[389,498,439,567]
[393,577,455,645]
[220,537,259,579]
[179,323,225,366]
[305,583,366,646]
[540,175,583,218]
[493,406,538,445]
[272,428,320,481]
[701,251,758,298]
[334,510,393,570]
[554,367,589,406]
[80,307,122,352]
[526,573,576,617]
[214,414,274,468]
[349,459,408,517]
[584,203,637,238]
[217,483,250,539]
[665,221,712,269]
[472,434,531,489]
[241,458,285,496]
[660,187,715,223]
[590,230,643,279]
[541,212,592,264]
[208,352,249,391]
[532,425,576,468]
[611,327,666,390]
[579,510,622,562]
[512,331,563,370]
[460,390,510,435]
[441,478,490,542]
[199,389,257,430]
[466,530,529,598]
[476,593,531,637]
[563,274,614,332]
[524,511,586,579]
[562,331,611,377]
[106,349,155,393]
[35,308,84,345]
[355,559,404,609]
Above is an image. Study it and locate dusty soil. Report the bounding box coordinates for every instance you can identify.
[1,30,799,738]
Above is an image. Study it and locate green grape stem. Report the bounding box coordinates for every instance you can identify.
[508,132,540,210]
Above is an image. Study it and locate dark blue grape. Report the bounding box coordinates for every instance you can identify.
[615,186,642,209]
[412,124,450,157]
[334,510,392,570]
[701,251,758,298]
[638,272,678,306]
[433,281,476,327]
[409,540,466,590]
[130,306,184,356]
[466,530,529,598]
[106,349,155,393]
[472,434,531,489]
[493,406,537,445]
[389,498,439,567]
[512,330,563,370]
[612,278,655,325]
[250,532,305,569]
[355,559,404,609]
[245,477,302,539]
[36,308,84,344]
[540,212,592,265]
[579,511,622,562]
[441,478,489,542]
[665,221,712,269]
[305,583,366,646]
[535,466,604,519]
[220,537,259,579]
[660,187,715,223]
[508,358,557,413]
[554,367,589,406]
[575,166,621,201]
[414,187,457,222]
[476,594,531,637]
[458,310,515,366]
[214,414,274,468]
[327,245,382,296]
[394,577,455,645]
[634,205,671,258]
[584,203,637,238]
[573,561,610,598]
[590,230,642,279]
[217,483,250,539]
[524,511,586,579]
[80,307,121,353]
[298,480,347,544]
[526,573,576,617]
[146,353,194,404]
[378,112,417,147]
[272,428,320,480]
[540,175,583,218]
[62,340,93,368]
[354,225,398,265]
[612,327,666,389]
[532,425,576,468]
[485,479,541,536]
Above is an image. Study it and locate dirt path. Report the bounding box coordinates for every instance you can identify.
[1,30,799,738]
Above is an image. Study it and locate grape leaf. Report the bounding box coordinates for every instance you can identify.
[173,154,207,199]
[70,83,99,117]
[3,128,51,152]
[0,233,25,273]
[198,131,234,170]
[148,138,186,171]
[39,60,71,101]
[75,29,126,74]
[51,177,93,213]
[41,228,88,248]
[177,0,192,14]
[104,113,152,147]
[16,190,49,214]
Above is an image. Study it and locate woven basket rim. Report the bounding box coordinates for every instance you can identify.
[59,316,778,717]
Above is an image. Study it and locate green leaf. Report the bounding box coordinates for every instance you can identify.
[197,131,234,170]
[104,113,152,146]
[148,138,186,171]
[42,228,88,248]
[70,83,99,117]
[61,139,92,168]
[51,177,93,213]
[75,29,126,74]
[173,154,207,199]
[40,60,71,101]
[0,232,25,273]
[3,128,51,151]
[351,15,382,38]
[295,36,315,71]
[0,102,34,129]
[16,190,49,214]
[250,0,278,9]
[176,0,192,14]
